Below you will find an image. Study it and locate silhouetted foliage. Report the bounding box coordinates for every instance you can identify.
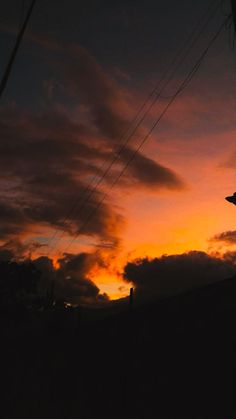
[0,261,41,308]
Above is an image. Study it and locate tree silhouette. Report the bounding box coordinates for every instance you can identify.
[0,261,41,308]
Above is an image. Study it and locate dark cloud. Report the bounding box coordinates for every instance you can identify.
[0,240,46,262]
[0,39,185,246]
[49,41,184,189]
[222,251,236,264]
[0,201,27,239]
[0,246,108,305]
[0,245,15,262]
[34,252,109,305]
[211,230,236,245]
[123,251,236,301]
[56,44,129,140]
[0,104,125,244]
[120,147,185,190]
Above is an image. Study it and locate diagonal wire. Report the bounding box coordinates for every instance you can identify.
[18,0,26,31]
[47,0,220,257]
[61,14,231,256]
[0,0,36,98]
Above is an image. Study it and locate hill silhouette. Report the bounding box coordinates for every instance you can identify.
[2,273,236,418]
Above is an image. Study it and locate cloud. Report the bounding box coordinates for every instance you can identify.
[120,147,185,190]
[0,39,185,246]
[0,238,110,304]
[123,251,236,301]
[222,251,236,264]
[34,252,109,305]
[0,200,27,239]
[0,104,125,244]
[42,36,185,190]
[211,230,236,245]
[54,44,130,141]
[0,239,46,262]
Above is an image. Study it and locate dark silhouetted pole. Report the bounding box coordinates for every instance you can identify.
[50,280,55,306]
[231,0,236,33]
[0,0,36,98]
[129,287,134,313]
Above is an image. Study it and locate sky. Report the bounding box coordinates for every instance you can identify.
[0,0,236,302]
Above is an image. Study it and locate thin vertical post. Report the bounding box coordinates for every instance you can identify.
[129,287,134,313]
[231,0,236,33]
[50,280,55,306]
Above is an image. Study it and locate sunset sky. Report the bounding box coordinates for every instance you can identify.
[1,0,236,301]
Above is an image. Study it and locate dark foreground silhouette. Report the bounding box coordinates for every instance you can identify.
[2,275,236,419]
[225,192,236,205]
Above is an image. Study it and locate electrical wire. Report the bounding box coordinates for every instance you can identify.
[18,0,26,31]
[0,0,36,98]
[61,14,231,256]
[47,0,220,257]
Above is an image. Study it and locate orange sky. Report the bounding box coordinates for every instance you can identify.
[50,101,236,299]
[1,1,236,301]
[91,89,236,298]
[22,58,236,300]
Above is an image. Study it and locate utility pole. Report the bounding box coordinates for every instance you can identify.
[231,0,236,33]
[129,287,134,314]
[0,0,36,98]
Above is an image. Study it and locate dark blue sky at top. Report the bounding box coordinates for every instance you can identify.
[0,0,235,107]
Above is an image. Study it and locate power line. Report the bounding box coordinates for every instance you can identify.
[49,0,221,256]
[46,87,163,254]
[61,14,231,256]
[0,0,36,98]
[47,0,220,257]
[18,0,26,30]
